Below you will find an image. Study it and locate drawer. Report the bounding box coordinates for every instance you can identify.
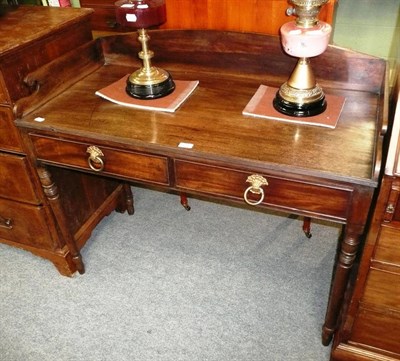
[0,152,41,204]
[383,179,400,223]
[174,160,351,220]
[373,224,400,266]
[351,308,400,355]
[0,197,55,250]
[361,268,400,311]
[0,106,23,153]
[80,4,122,31]
[0,74,7,105]
[30,135,170,186]
[80,1,129,31]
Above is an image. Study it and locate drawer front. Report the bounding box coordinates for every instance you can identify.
[80,4,122,31]
[0,197,55,250]
[0,106,23,153]
[80,1,130,31]
[373,225,400,266]
[351,308,400,355]
[31,135,170,186]
[0,152,41,204]
[174,160,351,220]
[361,269,400,311]
[383,179,400,223]
[0,73,7,105]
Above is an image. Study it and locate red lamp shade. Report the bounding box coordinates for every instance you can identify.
[115,0,167,29]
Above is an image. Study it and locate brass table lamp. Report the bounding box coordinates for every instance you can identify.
[273,0,332,117]
[115,0,175,99]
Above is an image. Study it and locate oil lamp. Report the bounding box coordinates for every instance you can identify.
[114,0,175,99]
[273,0,332,117]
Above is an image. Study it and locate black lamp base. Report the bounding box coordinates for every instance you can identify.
[126,75,175,100]
[273,92,327,117]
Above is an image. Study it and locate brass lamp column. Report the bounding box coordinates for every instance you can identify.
[273,0,332,117]
[115,0,175,99]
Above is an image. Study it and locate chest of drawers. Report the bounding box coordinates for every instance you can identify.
[0,6,131,276]
[331,79,400,360]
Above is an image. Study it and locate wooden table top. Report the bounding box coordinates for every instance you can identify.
[0,6,93,56]
[17,30,388,187]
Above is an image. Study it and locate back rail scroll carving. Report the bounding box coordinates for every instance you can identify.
[13,40,104,119]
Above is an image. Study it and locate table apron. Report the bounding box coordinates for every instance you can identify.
[30,134,354,223]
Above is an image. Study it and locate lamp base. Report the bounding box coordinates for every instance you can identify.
[126,74,175,100]
[273,92,327,117]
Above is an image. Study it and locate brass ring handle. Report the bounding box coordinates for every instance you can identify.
[243,174,268,206]
[86,145,105,172]
[244,186,265,205]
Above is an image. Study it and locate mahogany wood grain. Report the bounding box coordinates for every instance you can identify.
[37,166,85,274]
[350,308,400,356]
[14,40,104,118]
[21,31,386,183]
[30,135,171,186]
[47,166,134,253]
[0,6,132,276]
[0,198,55,249]
[161,0,337,34]
[0,152,41,204]
[81,0,336,34]
[174,160,351,220]
[373,225,400,266]
[361,269,400,310]
[331,91,400,360]
[15,29,387,346]
[0,6,94,105]
[0,106,23,153]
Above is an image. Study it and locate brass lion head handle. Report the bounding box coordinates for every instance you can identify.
[243,174,268,206]
[86,145,105,172]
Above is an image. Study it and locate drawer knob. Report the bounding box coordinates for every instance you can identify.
[386,203,395,214]
[106,19,118,29]
[0,215,13,229]
[86,145,105,172]
[244,174,268,206]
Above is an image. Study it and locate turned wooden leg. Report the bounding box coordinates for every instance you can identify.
[180,192,191,211]
[321,227,361,345]
[302,217,312,238]
[38,165,85,275]
[116,183,135,215]
[124,183,135,215]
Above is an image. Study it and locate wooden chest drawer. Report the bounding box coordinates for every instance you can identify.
[383,179,400,223]
[0,197,55,250]
[0,152,41,204]
[174,160,351,220]
[351,308,400,355]
[0,106,23,153]
[361,269,400,310]
[80,3,124,31]
[30,135,170,186]
[373,225,400,266]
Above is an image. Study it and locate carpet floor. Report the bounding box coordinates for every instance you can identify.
[0,186,341,361]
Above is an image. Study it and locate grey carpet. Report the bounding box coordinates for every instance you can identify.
[0,186,341,361]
